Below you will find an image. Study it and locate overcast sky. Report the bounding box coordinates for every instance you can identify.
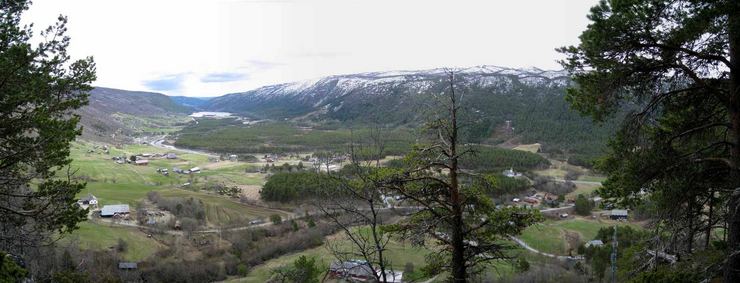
[24,0,598,97]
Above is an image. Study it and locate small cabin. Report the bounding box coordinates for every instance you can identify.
[78,194,98,206]
[118,262,137,270]
[610,209,628,220]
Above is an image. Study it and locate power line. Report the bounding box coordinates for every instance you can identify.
[611,225,617,283]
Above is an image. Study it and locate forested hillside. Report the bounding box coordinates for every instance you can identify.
[203,66,617,160]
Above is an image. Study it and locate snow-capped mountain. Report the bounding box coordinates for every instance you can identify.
[204,66,570,121]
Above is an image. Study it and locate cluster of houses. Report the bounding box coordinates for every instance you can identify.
[111,152,178,166]
[263,154,280,163]
[75,194,131,219]
[327,260,403,283]
[512,191,559,206]
[172,166,200,174]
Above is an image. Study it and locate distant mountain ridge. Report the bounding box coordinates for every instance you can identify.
[199,65,613,159]
[80,66,614,159]
[78,87,191,142]
[204,65,570,120]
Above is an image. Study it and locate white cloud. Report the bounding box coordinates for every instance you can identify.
[23,0,598,97]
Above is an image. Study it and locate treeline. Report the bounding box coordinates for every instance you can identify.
[175,120,414,155]
[260,172,341,202]
[460,146,550,172]
[484,175,530,196]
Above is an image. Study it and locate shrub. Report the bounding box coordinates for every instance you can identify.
[574,194,593,216]
[116,238,128,252]
[270,214,283,225]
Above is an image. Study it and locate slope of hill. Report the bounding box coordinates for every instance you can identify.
[203,66,615,159]
[170,96,211,110]
[78,87,192,142]
[206,66,567,120]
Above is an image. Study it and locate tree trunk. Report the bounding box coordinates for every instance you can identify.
[706,190,713,250]
[688,202,694,254]
[724,4,740,281]
[448,72,466,282]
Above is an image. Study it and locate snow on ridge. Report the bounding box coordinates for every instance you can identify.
[230,65,568,99]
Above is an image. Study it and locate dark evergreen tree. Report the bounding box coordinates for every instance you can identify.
[559,0,739,280]
[0,0,95,256]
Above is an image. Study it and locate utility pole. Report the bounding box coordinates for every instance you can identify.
[611,225,618,283]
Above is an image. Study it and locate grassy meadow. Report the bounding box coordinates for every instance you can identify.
[66,140,286,258]
[519,218,642,256]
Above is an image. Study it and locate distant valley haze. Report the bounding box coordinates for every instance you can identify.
[23,0,599,97]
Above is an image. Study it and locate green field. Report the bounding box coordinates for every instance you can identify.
[577,175,607,183]
[64,221,164,261]
[519,219,642,255]
[66,140,290,256]
[567,183,601,199]
[158,189,289,225]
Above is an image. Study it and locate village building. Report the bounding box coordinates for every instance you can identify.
[165,153,177,159]
[585,239,604,248]
[610,209,629,220]
[100,204,130,217]
[189,167,201,173]
[134,159,149,166]
[78,194,98,206]
[229,154,238,161]
[118,262,137,270]
[503,167,523,178]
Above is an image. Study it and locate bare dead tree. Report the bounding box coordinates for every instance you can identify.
[372,71,542,282]
[314,125,396,282]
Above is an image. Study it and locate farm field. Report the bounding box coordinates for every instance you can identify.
[158,189,290,226]
[512,143,541,153]
[66,139,292,252]
[566,183,601,199]
[519,218,642,256]
[63,221,165,261]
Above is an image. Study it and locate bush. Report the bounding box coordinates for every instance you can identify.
[514,258,530,272]
[116,238,128,252]
[574,194,593,216]
[270,256,323,283]
[564,170,582,181]
[403,262,415,274]
[237,264,249,276]
[270,214,283,225]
